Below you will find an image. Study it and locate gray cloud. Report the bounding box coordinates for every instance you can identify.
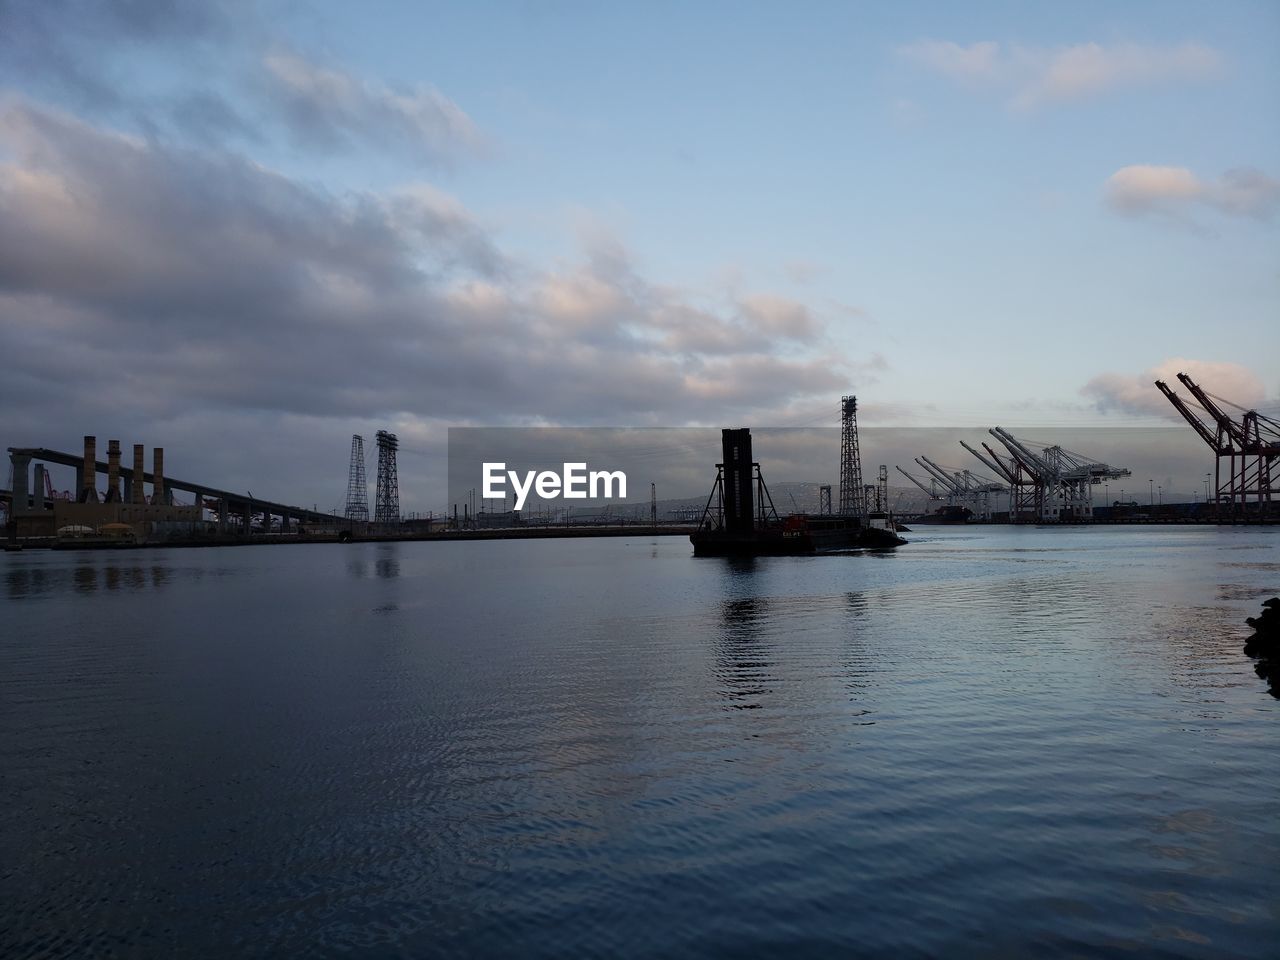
[0,99,861,512]
[0,0,240,111]
[0,3,479,166]
[260,48,485,166]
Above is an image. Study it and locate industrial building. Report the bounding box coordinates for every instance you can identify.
[6,436,334,544]
[6,437,202,542]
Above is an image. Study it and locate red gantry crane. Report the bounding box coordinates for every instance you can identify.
[1155,372,1279,518]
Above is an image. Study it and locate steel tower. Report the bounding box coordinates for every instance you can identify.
[838,395,865,516]
[374,430,400,525]
[344,434,369,522]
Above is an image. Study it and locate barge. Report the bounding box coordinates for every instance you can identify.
[690,428,906,557]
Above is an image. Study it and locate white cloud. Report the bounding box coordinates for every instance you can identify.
[1105,164,1280,222]
[898,39,1222,110]
[1082,358,1268,418]
[737,294,819,341]
[899,40,1001,83]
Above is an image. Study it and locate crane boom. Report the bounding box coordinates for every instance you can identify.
[1176,373,1243,444]
[991,427,1052,477]
[895,465,938,498]
[962,440,1014,483]
[1154,379,1221,448]
[918,455,963,492]
[915,457,961,493]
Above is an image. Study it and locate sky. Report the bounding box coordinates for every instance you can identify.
[1,0,1277,513]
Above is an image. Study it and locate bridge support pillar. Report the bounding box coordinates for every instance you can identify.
[9,451,32,515]
[31,464,48,513]
[281,513,291,533]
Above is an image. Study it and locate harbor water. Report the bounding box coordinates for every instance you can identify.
[2,527,1277,957]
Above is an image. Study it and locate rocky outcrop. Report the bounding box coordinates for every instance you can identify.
[1244,597,1280,698]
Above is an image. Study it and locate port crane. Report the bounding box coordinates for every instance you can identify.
[895,465,941,501]
[43,470,71,502]
[915,456,1005,520]
[961,428,1129,522]
[961,437,1041,521]
[1155,372,1279,517]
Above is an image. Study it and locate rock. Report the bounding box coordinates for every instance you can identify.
[1243,598,1280,698]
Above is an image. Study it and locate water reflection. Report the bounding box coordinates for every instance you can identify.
[5,566,49,598]
[841,591,875,694]
[346,547,400,580]
[73,565,97,593]
[7,562,176,598]
[716,597,776,709]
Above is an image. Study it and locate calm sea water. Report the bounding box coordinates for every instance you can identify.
[2,527,1277,958]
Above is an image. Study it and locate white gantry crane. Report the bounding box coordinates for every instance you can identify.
[915,456,1006,520]
[895,464,942,501]
[961,427,1129,522]
[895,459,1005,520]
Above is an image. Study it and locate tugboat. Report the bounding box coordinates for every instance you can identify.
[690,428,906,557]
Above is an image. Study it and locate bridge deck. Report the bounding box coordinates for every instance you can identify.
[7,448,336,524]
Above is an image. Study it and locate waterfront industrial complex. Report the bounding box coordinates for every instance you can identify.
[4,373,1277,549]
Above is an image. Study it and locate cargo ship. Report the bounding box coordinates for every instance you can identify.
[690,428,906,557]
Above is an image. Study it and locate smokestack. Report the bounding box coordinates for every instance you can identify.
[152,447,166,505]
[80,435,99,503]
[106,440,121,502]
[132,445,145,503]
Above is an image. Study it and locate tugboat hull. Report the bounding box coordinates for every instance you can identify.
[691,516,906,556]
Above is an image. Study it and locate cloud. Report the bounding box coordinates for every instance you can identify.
[261,49,484,165]
[1082,358,1268,418]
[1105,164,1280,222]
[0,0,239,111]
[898,40,1002,84]
[737,294,820,341]
[783,259,826,284]
[0,99,859,511]
[898,39,1221,110]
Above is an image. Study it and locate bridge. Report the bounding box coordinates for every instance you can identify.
[7,444,338,533]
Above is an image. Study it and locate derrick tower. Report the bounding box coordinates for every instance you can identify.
[838,395,865,516]
[374,430,400,525]
[344,434,369,522]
